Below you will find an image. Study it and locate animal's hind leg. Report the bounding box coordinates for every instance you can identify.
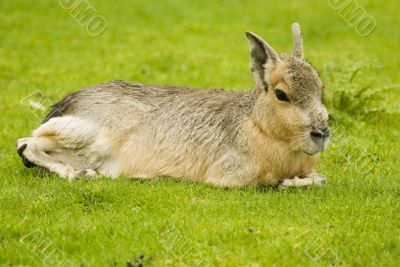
[17,136,98,180]
[17,139,36,168]
[17,136,72,178]
[17,116,101,180]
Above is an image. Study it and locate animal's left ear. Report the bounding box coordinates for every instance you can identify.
[245,32,279,91]
[291,23,304,59]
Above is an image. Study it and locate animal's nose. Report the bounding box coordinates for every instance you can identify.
[310,130,323,139]
[310,127,330,141]
[322,127,330,137]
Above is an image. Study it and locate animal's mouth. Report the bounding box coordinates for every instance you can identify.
[304,136,330,155]
[304,150,316,156]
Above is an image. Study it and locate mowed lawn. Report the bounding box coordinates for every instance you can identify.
[1,0,400,266]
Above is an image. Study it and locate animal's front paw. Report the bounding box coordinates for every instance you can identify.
[278,174,327,188]
[307,174,326,186]
[68,169,98,181]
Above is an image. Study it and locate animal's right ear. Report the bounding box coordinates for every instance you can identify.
[245,32,279,91]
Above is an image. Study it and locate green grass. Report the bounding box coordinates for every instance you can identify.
[1,0,400,266]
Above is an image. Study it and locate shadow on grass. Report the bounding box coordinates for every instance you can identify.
[17,166,327,197]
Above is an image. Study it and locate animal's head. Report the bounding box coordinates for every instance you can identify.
[246,23,330,155]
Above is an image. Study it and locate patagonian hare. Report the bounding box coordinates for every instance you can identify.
[17,23,330,188]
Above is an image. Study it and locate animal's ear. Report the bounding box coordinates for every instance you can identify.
[291,23,304,59]
[245,32,279,91]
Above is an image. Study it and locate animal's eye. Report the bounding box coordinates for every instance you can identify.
[275,89,289,102]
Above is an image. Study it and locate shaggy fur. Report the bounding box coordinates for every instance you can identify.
[17,23,330,187]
